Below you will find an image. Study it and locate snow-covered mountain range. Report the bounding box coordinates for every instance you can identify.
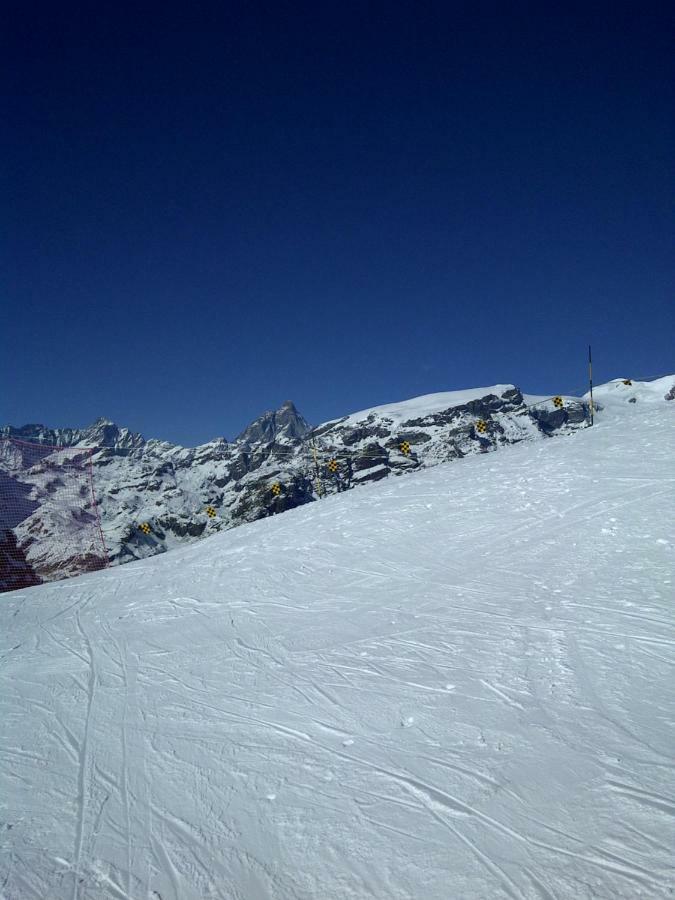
[1,376,673,898]
[1,377,673,592]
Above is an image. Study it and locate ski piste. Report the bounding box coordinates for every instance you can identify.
[1,375,673,898]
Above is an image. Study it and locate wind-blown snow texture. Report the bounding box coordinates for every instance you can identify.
[1,383,674,898]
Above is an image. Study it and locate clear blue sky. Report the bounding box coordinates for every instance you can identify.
[3,2,673,445]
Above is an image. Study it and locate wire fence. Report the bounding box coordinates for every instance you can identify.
[0,438,109,593]
[125,390,596,530]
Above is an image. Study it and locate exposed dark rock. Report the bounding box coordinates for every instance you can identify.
[352,443,388,472]
[394,432,432,445]
[0,529,42,592]
[236,401,311,446]
[529,400,589,435]
[340,426,391,446]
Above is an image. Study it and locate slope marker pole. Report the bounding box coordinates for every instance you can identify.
[588,344,594,426]
[311,441,324,498]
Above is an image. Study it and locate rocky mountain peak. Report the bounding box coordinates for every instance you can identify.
[235,401,312,447]
[78,419,145,450]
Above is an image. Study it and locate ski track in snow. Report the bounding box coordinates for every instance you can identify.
[1,402,674,898]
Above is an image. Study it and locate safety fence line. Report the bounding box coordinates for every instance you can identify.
[100,364,675,542]
[0,437,111,588]
[11,373,674,546]
[92,392,589,465]
[130,397,593,537]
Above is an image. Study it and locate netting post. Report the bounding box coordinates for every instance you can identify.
[87,449,109,566]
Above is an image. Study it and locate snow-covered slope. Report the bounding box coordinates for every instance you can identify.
[586,374,675,409]
[3,384,599,587]
[325,384,521,426]
[1,395,673,898]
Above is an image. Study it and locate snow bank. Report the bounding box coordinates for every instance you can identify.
[586,375,675,409]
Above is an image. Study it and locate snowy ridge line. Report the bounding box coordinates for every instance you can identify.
[526,376,675,410]
[545,371,675,397]
[106,402,589,530]
[87,391,583,457]
[612,370,675,382]
[8,374,671,455]
[4,375,672,589]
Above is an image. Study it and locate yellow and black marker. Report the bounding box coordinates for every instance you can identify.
[139,522,152,535]
[271,482,282,497]
[553,396,564,409]
[205,506,217,518]
[327,458,339,473]
[400,441,411,456]
[476,419,488,434]
[622,379,633,386]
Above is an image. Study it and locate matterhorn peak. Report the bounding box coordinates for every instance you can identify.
[235,401,312,446]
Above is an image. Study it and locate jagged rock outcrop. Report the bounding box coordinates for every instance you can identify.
[0,529,41,591]
[236,401,311,446]
[1,417,145,450]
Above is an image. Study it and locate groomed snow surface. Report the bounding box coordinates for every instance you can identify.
[1,395,674,899]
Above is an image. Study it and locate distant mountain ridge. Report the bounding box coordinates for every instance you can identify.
[2,376,673,591]
[1,401,312,451]
[1,417,146,450]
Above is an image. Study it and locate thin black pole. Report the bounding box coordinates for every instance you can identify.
[588,344,594,426]
[311,440,324,498]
